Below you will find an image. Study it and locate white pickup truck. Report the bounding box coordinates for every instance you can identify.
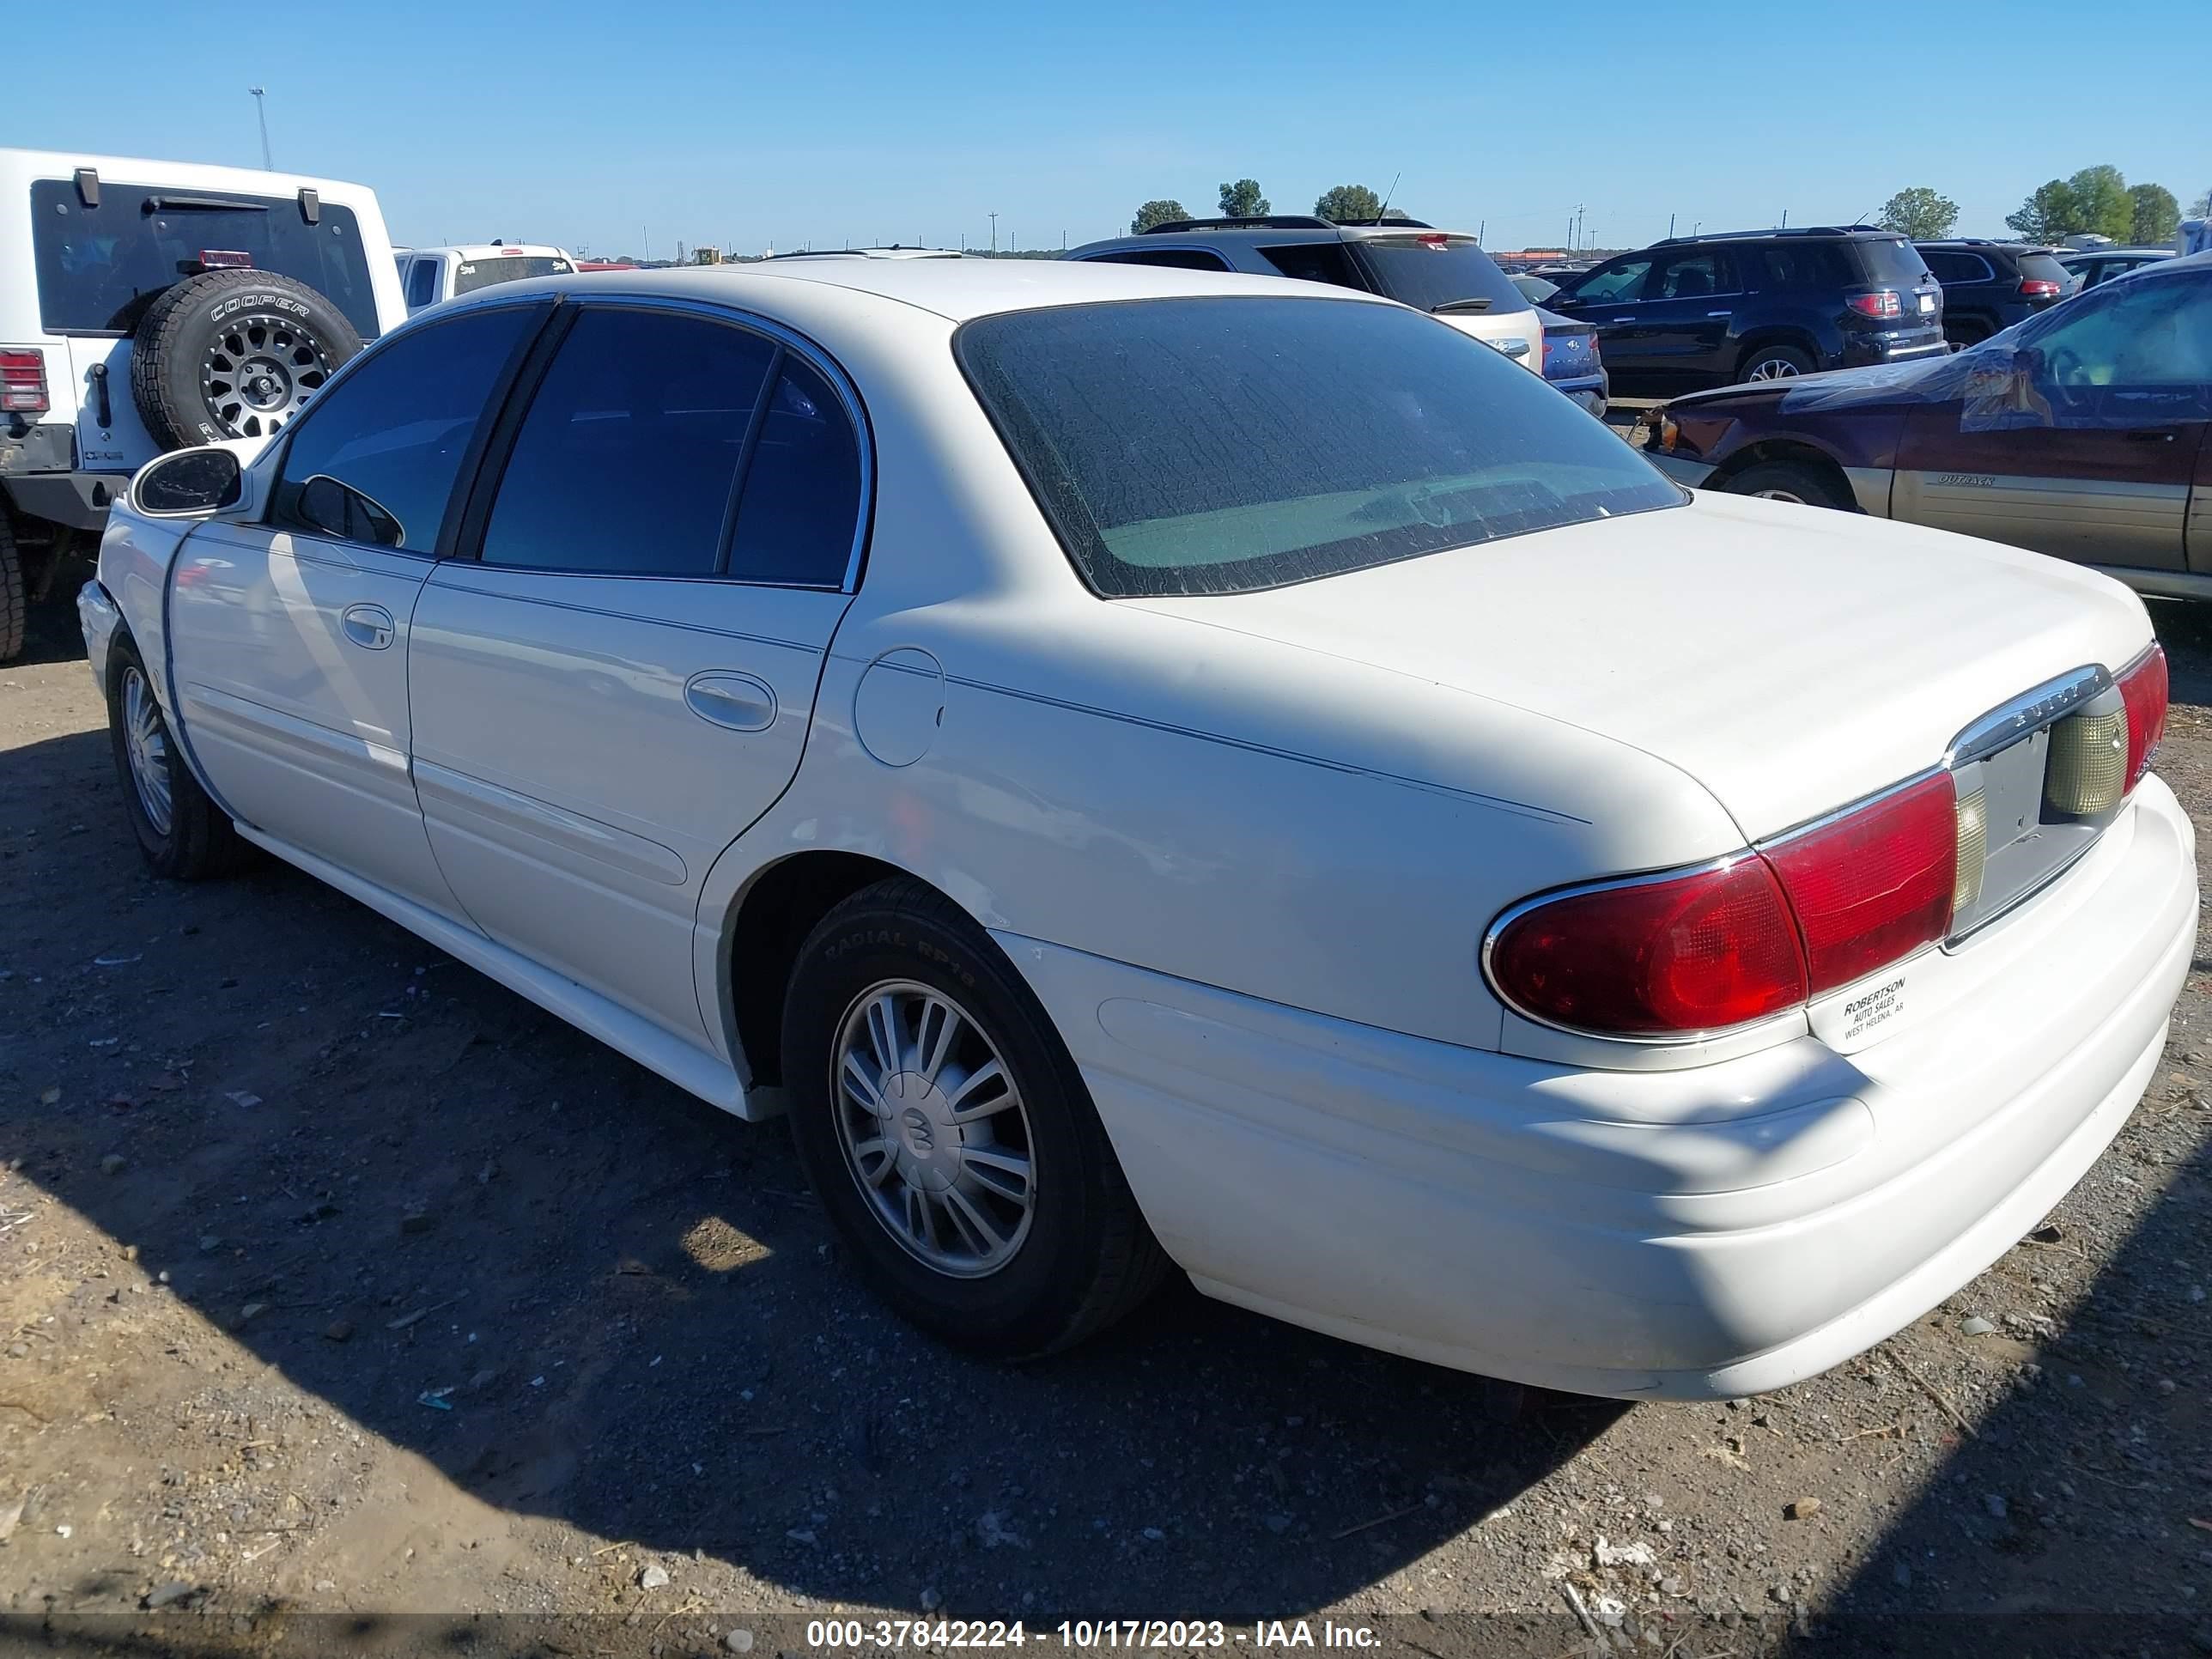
[395,243,575,314]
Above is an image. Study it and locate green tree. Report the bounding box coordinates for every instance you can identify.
[2128,182,2179,245]
[1131,199,1189,234]
[1314,183,1382,222]
[2006,179,2075,241]
[1218,179,1270,219]
[2008,167,2134,242]
[1875,186,1959,240]
[2193,189,2211,219]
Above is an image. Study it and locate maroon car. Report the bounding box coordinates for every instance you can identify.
[1644,254,2212,599]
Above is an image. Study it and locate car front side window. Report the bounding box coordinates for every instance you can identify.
[269,304,540,555]
[2026,276,2212,390]
[1565,258,1651,304]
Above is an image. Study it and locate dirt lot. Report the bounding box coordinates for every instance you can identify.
[3,587,2211,1658]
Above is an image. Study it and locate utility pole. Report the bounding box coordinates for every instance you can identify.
[1668,212,1675,238]
[248,88,271,169]
[1780,209,1789,229]
[988,210,999,254]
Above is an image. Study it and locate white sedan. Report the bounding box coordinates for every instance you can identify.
[80,255,2193,1400]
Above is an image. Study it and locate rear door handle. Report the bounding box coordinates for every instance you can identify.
[340,603,395,650]
[1705,310,1732,319]
[1610,316,1632,324]
[684,671,777,732]
[2125,428,2178,443]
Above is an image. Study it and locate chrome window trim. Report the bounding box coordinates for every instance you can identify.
[1478,854,1810,1048]
[548,290,877,593]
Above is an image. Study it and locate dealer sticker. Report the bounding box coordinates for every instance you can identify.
[1808,970,1910,1052]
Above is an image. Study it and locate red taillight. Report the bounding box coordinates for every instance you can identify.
[1845,289,1903,319]
[1761,773,1956,996]
[2119,644,2168,792]
[1489,774,1963,1037]
[2018,278,2061,299]
[1487,859,1808,1037]
[0,349,46,415]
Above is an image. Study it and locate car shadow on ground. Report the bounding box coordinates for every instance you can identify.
[0,725,1623,1626]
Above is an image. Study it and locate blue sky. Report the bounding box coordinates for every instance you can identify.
[16,1,2209,257]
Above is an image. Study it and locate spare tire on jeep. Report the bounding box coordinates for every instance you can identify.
[130,269,363,449]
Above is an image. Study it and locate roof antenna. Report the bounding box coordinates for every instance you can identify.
[1373,172,1401,223]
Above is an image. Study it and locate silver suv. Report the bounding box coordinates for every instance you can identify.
[1066,216,1542,368]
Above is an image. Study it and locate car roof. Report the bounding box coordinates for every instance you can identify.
[0,147,379,204]
[414,243,571,260]
[479,255,1401,324]
[2057,245,2173,258]
[1650,225,1900,245]
[1070,218,1480,255]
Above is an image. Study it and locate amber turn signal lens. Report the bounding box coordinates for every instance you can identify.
[2045,709,2127,817]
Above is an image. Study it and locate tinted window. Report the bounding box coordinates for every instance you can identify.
[1850,237,1935,286]
[480,308,775,575]
[726,358,864,586]
[270,305,537,554]
[1651,250,1732,298]
[1258,242,1364,288]
[1349,236,1529,313]
[405,258,439,307]
[453,253,574,295]
[2026,273,2212,387]
[1563,258,1650,302]
[2014,252,2071,288]
[1752,243,1852,289]
[30,179,379,337]
[1922,250,1990,284]
[957,296,1680,599]
[1089,248,1232,272]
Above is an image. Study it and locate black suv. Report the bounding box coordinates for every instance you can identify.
[1545,226,1946,391]
[1913,240,2072,347]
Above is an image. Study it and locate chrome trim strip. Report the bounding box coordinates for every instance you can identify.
[1478,854,1808,1048]
[1945,664,2109,768]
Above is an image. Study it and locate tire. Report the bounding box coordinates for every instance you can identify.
[0,514,23,665]
[782,878,1169,1358]
[1945,319,1990,349]
[1736,343,1814,383]
[130,269,362,450]
[1723,459,1854,512]
[106,639,252,879]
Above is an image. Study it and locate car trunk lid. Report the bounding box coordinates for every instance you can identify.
[1131,490,2154,841]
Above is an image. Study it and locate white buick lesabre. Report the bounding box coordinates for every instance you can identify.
[79,256,2193,1400]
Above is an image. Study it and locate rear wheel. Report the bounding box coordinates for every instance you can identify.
[782,878,1169,1358]
[106,641,252,878]
[1737,343,1814,383]
[1723,459,1854,512]
[1945,319,1990,349]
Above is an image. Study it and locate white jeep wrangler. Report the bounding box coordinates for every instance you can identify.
[0,149,406,659]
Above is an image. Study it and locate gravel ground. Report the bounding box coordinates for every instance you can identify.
[2,587,2209,1658]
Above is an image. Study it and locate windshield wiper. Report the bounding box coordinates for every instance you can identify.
[1430,297,1493,314]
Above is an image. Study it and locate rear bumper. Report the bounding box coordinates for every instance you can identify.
[1000,776,2195,1399]
[1840,334,1949,368]
[3,470,126,532]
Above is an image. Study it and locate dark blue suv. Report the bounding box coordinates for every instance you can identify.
[1544,227,1946,391]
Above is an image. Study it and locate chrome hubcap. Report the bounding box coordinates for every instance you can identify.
[831,980,1035,1278]
[1746,357,1803,381]
[121,667,173,836]
[202,313,334,439]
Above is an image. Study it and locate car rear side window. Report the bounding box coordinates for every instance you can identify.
[269,304,538,555]
[28,179,380,337]
[1086,248,1232,272]
[1258,242,1365,289]
[480,308,776,576]
[726,357,865,586]
[957,295,1680,599]
[1923,250,1991,284]
[1751,243,1853,289]
[1348,236,1529,313]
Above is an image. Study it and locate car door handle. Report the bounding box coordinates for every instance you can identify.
[684,671,777,732]
[1705,310,1733,319]
[339,603,395,650]
[1610,316,1632,324]
[2125,428,2178,443]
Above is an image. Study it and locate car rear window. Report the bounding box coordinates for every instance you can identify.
[2016,252,2071,288]
[956,295,1680,599]
[1347,236,1530,314]
[28,179,380,337]
[453,253,574,295]
[1850,236,1936,287]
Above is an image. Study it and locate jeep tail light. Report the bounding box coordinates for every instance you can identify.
[1488,774,1962,1038]
[1486,859,1808,1037]
[2018,278,2062,300]
[1845,289,1903,319]
[1761,774,1955,996]
[2118,643,2168,793]
[0,349,46,415]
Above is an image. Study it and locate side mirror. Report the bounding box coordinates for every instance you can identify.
[134,447,242,516]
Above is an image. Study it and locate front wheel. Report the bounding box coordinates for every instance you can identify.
[106,641,252,878]
[782,878,1168,1358]
[1723,459,1854,512]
